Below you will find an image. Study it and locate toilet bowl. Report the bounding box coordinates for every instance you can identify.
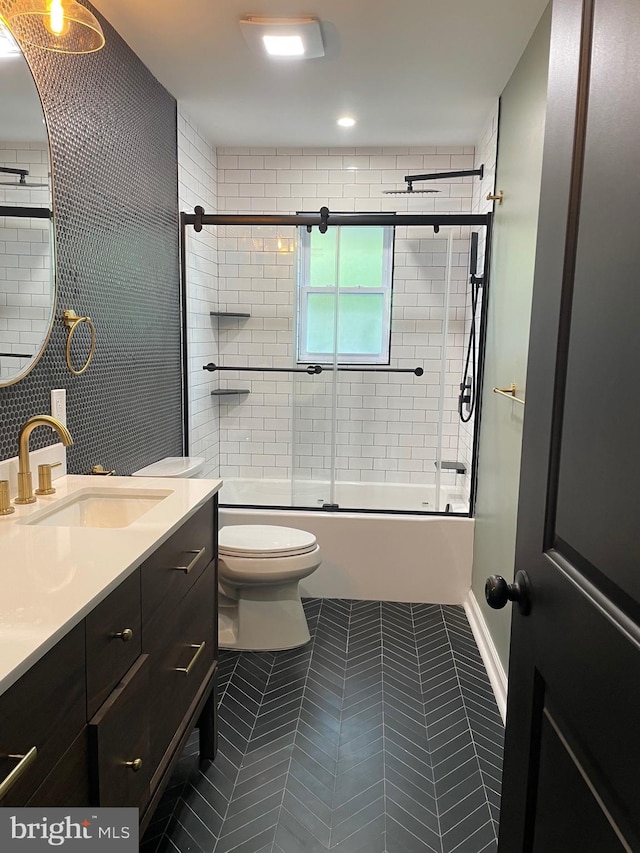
[218,525,322,652]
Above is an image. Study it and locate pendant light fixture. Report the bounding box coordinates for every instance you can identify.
[7,0,105,54]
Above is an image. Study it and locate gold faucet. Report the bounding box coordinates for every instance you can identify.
[15,415,73,505]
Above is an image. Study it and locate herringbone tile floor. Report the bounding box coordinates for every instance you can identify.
[142,599,504,853]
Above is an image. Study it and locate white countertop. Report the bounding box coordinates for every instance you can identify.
[0,474,222,696]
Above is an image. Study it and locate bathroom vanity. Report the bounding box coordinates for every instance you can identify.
[0,475,221,831]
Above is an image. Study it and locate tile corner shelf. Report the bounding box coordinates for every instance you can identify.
[211,389,251,396]
[210,311,251,318]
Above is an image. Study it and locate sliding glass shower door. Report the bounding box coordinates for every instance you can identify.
[188,211,488,515]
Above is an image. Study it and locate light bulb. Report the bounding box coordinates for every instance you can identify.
[47,0,66,35]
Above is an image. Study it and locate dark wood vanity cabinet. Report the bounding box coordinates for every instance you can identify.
[0,495,218,825]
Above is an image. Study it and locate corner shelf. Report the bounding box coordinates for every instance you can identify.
[211,389,251,396]
[210,311,251,318]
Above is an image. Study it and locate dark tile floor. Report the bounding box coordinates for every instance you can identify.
[141,599,504,853]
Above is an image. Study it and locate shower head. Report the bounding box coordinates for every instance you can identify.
[385,165,485,196]
[382,187,440,195]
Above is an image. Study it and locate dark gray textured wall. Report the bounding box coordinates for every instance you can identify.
[0,2,183,474]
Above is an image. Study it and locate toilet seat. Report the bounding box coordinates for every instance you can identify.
[218,525,317,558]
[219,545,321,585]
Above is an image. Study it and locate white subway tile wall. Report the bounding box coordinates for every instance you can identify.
[177,109,219,477]
[0,143,52,381]
[212,147,482,506]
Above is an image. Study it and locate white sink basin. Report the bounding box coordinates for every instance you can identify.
[19,488,172,528]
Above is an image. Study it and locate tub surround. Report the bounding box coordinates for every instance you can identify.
[221,507,474,604]
[0,473,222,695]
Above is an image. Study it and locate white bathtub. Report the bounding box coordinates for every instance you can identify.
[219,505,474,605]
[219,477,468,514]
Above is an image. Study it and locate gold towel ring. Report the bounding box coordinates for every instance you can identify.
[63,309,96,376]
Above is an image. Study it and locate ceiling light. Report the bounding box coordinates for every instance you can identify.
[0,21,21,56]
[7,0,105,54]
[337,117,357,128]
[240,17,325,59]
[263,35,304,57]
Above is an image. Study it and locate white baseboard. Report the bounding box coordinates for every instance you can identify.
[464,590,508,724]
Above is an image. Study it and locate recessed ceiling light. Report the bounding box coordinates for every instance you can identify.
[240,17,325,59]
[337,117,357,128]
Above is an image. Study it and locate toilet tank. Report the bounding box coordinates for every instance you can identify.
[131,456,205,479]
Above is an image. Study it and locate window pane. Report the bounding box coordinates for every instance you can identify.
[305,293,384,357]
[337,293,384,354]
[306,293,336,353]
[338,227,385,288]
[309,228,337,287]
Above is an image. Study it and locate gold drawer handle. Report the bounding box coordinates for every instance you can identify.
[172,547,206,574]
[113,628,134,643]
[125,758,143,773]
[0,746,38,799]
[176,642,206,675]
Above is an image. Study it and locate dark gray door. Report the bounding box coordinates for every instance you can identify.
[496,0,640,849]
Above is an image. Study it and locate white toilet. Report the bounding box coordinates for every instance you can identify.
[130,458,321,652]
[218,525,321,651]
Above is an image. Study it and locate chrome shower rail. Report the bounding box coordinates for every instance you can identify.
[203,363,424,376]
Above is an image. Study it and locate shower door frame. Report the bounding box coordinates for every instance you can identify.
[180,208,493,517]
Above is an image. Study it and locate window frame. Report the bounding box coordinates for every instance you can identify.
[296,223,395,365]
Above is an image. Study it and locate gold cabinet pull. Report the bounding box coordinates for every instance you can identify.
[172,547,206,574]
[113,628,134,642]
[0,746,38,799]
[176,642,206,675]
[124,758,143,773]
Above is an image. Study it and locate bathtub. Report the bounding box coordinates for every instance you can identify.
[219,504,474,605]
[219,477,468,514]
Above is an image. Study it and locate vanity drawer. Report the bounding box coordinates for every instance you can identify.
[26,730,90,807]
[0,623,86,806]
[146,565,215,767]
[88,654,151,809]
[141,499,216,626]
[86,569,142,718]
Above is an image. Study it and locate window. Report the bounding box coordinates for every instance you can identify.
[296,224,394,364]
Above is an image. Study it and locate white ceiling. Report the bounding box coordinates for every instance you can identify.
[92,0,549,149]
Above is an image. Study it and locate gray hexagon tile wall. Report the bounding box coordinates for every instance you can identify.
[0,1,183,474]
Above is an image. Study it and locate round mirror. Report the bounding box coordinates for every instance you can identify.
[0,21,55,386]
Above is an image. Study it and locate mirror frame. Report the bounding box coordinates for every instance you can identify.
[0,22,56,387]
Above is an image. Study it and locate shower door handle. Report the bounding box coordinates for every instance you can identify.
[485,571,531,615]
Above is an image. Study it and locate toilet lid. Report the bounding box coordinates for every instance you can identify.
[219,525,317,557]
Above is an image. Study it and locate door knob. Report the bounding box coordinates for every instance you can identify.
[485,570,531,615]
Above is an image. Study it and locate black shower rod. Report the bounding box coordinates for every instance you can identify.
[185,206,490,232]
[0,205,51,219]
[203,363,424,376]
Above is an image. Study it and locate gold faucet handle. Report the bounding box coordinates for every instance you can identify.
[91,464,116,476]
[35,462,62,496]
[0,481,15,516]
